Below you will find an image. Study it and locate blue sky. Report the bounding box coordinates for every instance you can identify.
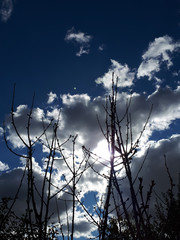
[1,0,180,239]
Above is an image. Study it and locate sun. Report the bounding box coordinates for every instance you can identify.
[93,139,111,161]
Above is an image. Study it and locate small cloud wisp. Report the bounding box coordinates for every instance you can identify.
[65,27,92,56]
[0,0,13,22]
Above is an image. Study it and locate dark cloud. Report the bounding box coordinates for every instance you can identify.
[132,134,180,195]
[0,166,74,222]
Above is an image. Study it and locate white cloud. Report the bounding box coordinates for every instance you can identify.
[98,44,105,51]
[0,161,9,171]
[5,85,180,163]
[0,0,13,22]
[65,28,92,56]
[142,35,178,60]
[95,59,135,89]
[137,35,180,80]
[4,105,49,148]
[76,46,89,56]
[61,93,90,106]
[47,92,58,104]
[47,108,61,121]
[137,58,160,79]
[5,85,180,156]
[123,85,180,147]
[65,28,92,44]
[0,127,3,136]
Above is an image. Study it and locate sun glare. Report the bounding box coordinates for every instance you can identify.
[93,140,111,161]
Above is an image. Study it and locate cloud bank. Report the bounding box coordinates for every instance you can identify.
[2,83,180,237]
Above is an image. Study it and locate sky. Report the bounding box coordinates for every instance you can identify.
[0,0,180,239]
